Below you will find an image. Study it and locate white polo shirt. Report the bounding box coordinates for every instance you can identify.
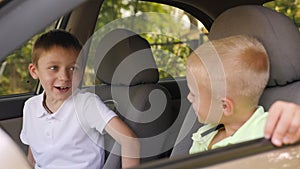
[20,89,117,169]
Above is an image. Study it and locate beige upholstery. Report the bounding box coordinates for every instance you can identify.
[0,128,31,169]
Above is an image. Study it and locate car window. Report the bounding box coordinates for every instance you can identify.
[81,0,209,87]
[0,23,56,96]
[264,0,300,31]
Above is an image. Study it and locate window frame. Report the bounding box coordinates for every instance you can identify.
[135,138,300,169]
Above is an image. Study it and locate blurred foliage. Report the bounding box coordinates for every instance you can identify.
[86,0,200,85]
[0,37,37,95]
[0,25,55,95]
[264,0,300,30]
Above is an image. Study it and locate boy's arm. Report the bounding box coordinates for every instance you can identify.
[105,117,140,168]
[27,146,35,168]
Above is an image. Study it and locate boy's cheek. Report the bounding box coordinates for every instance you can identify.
[70,73,79,86]
[191,102,200,114]
[72,78,81,88]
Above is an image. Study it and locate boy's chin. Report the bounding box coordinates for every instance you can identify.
[53,90,73,100]
[56,94,72,101]
[199,117,220,125]
[197,117,207,124]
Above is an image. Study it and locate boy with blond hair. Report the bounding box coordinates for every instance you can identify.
[186,35,270,153]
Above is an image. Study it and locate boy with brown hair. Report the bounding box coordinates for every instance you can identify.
[20,29,140,168]
[187,35,270,153]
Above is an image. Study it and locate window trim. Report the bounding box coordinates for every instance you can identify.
[135,138,300,169]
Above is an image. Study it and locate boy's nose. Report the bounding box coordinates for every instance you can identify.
[59,70,71,81]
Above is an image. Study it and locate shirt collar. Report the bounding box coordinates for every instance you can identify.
[36,92,47,118]
[191,124,218,145]
[229,106,265,137]
[35,90,78,120]
[212,106,266,149]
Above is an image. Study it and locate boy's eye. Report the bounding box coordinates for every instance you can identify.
[49,66,57,70]
[70,65,80,71]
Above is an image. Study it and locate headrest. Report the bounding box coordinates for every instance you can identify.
[209,5,300,87]
[95,28,159,86]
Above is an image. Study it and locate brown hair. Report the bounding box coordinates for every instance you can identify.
[32,29,82,66]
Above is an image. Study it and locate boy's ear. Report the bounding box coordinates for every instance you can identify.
[28,64,39,79]
[221,97,233,116]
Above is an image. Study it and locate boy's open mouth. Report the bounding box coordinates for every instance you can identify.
[55,86,71,92]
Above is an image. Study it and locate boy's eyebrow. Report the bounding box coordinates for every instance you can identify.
[44,61,60,65]
[45,61,77,65]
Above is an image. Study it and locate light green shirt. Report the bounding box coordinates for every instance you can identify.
[189,106,268,154]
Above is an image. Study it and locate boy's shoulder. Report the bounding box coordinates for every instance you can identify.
[73,89,99,99]
[25,93,43,105]
[72,89,102,105]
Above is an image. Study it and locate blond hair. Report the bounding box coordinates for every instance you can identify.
[187,35,269,106]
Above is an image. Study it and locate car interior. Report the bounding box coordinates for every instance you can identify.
[0,0,299,168]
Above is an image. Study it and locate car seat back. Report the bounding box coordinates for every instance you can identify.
[90,28,176,168]
[209,5,300,109]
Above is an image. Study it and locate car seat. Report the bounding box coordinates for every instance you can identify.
[171,5,300,157]
[209,5,300,109]
[90,28,177,168]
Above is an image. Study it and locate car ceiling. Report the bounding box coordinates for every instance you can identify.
[0,0,88,61]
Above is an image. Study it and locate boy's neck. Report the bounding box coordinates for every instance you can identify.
[222,104,258,136]
[223,121,245,136]
[209,106,258,149]
[208,121,245,150]
[43,93,64,114]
